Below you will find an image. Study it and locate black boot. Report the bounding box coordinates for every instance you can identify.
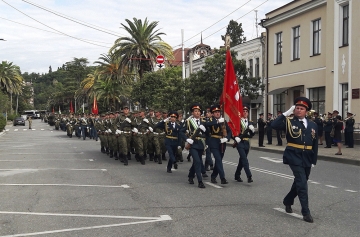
[101,147,105,153]
[123,154,128,166]
[143,153,147,160]
[157,155,162,164]
[114,152,118,160]
[127,152,131,160]
[162,153,167,161]
[135,154,140,162]
[106,148,110,155]
[153,154,158,162]
[140,155,146,165]
[198,181,205,188]
[187,154,191,162]
[149,153,154,161]
[109,150,113,158]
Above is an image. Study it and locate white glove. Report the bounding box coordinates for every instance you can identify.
[132,128,138,133]
[235,137,241,143]
[283,105,296,117]
[116,129,121,134]
[311,164,315,168]
[199,125,206,132]
[186,138,194,144]
[177,146,182,150]
[107,129,112,133]
[143,118,149,123]
[163,117,170,122]
[220,138,228,143]
[248,125,255,133]
[181,119,184,123]
[148,127,153,132]
[218,117,225,123]
[125,118,131,123]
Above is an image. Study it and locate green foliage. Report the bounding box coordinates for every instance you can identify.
[0,114,6,131]
[221,20,246,47]
[7,113,19,121]
[0,91,10,113]
[131,67,184,110]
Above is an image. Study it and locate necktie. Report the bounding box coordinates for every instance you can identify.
[196,120,199,125]
[171,122,175,128]
[300,120,305,129]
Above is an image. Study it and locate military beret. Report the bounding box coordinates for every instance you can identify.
[162,109,168,114]
[243,104,250,111]
[190,103,201,111]
[148,107,154,111]
[294,97,312,111]
[132,110,139,113]
[122,105,129,109]
[139,108,146,112]
[210,105,221,113]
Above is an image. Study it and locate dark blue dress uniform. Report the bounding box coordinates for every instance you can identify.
[156,111,181,173]
[271,97,318,222]
[323,114,334,148]
[266,114,273,144]
[234,118,255,182]
[180,103,207,187]
[345,112,355,148]
[313,114,323,140]
[205,112,232,183]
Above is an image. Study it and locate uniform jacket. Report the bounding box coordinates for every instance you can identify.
[180,117,206,150]
[323,118,334,133]
[271,114,318,167]
[257,118,266,132]
[345,118,355,132]
[157,120,181,146]
[314,117,323,132]
[205,117,232,149]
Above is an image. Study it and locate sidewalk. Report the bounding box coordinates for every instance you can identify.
[232,134,360,166]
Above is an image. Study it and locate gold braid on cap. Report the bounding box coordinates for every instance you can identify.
[285,117,302,139]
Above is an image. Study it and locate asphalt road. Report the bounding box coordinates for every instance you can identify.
[0,120,359,237]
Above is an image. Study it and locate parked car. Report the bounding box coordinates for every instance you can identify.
[13,117,25,126]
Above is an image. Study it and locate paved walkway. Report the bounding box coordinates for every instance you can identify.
[238,134,360,166]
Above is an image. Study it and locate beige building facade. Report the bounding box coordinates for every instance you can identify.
[261,0,359,119]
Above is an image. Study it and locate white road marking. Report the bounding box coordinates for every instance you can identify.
[14,129,18,131]
[101,169,107,171]
[259,157,283,163]
[310,181,320,184]
[273,207,303,219]
[32,129,36,130]
[5,129,9,131]
[325,185,338,188]
[204,182,223,189]
[0,212,171,237]
[0,159,93,162]
[23,129,27,131]
[4,152,83,155]
[0,184,129,188]
[0,168,106,171]
[89,159,94,161]
[345,190,358,193]
[41,129,44,131]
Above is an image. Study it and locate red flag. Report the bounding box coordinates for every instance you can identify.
[91,96,98,115]
[221,50,243,137]
[70,100,74,113]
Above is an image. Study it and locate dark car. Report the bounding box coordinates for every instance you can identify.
[13,117,25,126]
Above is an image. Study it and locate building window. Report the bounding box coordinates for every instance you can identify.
[249,59,253,77]
[255,58,259,78]
[273,93,285,115]
[342,5,349,46]
[293,26,300,60]
[312,19,321,55]
[276,32,282,64]
[309,87,325,115]
[342,83,348,116]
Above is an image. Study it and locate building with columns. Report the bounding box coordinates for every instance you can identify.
[260,0,359,118]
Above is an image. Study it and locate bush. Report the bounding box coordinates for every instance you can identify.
[7,113,20,121]
[0,114,6,131]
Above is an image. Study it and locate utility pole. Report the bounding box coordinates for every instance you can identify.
[255,10,259,38]
[181,29,185,79]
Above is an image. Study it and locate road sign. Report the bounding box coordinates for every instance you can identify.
[156,55,164,64]
[156,63,165,69]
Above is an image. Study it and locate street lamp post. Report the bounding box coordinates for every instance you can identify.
[0,39,6,41]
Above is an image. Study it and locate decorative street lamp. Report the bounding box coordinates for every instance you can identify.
[0,39,6,41]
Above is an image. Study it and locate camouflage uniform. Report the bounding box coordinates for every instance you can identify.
[132,109,151,165]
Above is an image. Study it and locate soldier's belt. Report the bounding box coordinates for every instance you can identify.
[122,131,131,134]
[137,132,147,135]
[194,137,205,140]
[153,132,165,135]
[287,143,312,150]
[242,138,249,141]
[166,136,178,140]
[210,135,222,138]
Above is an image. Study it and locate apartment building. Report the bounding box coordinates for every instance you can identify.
[261,0,359,118]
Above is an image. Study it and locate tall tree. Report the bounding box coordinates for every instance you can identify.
[110,18,174,79]
[221,20,246,47]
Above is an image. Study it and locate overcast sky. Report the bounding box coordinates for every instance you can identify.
[0,0,292,73]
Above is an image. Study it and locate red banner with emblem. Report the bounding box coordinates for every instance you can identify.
[91,96,98,115]
[221,50,243,137]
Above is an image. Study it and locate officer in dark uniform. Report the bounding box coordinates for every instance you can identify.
[257,113,266,147]
[313,112,323,145]
[271,97,318,223]
[345,112,355,148]
[266,113,273,144]
[180,103,207,188]
[276,111,283,146]
[205,105,232,184]
[157,111,181,173]
[323,112,334,148]
[234,105,255,183]
[204,107,214,171]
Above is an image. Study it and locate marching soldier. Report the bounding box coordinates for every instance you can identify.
[160,109,168,161]
[271,97,318,223]
[27,116,32,129]
[66,113,76,138]
[80,113,88,140]
[204,107,214,171]
[176,110,185,163]
[156,111,181,173]
[180,103,207,188]
[205,105,231,184]
[118,105,134,164]
[95,114,107,153]
[257,113,266,147]
[146,108,156,161]
[345,112,355,148]
[266,113,273,144]
[234,104,255,183]
[132,108,151,165]
[151,108,165,164]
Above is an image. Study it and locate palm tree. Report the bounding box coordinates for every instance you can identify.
[0,61,24,114]
[110,18,174,79]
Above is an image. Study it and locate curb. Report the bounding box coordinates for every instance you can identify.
[226,143,360,166]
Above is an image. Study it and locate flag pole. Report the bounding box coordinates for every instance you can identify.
[221,35,231,152]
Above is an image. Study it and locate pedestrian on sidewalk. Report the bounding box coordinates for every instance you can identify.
[27,116,32,129]
[257,113,266,147]
[344,112,355,148]
[333,115,343,155]
[271,97,318,223]
[266,113,273,145]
